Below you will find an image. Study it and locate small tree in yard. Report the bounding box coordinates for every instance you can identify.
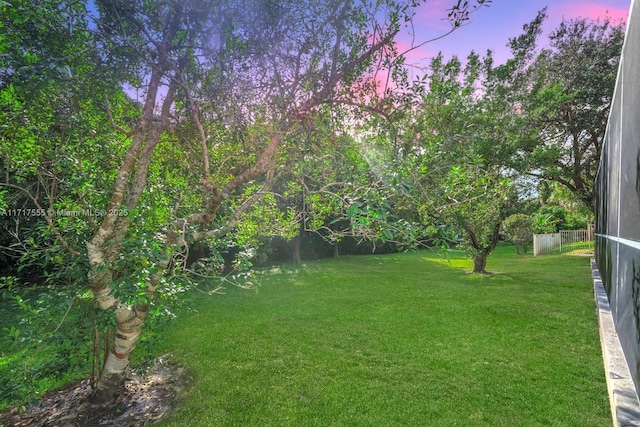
[397,10,562,273]
[503,214,533,255]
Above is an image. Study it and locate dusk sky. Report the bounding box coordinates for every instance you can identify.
[398,0,631,72]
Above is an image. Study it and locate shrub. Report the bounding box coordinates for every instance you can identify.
[502,214,533,255]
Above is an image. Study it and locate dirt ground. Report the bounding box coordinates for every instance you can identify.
[0,359,191,427]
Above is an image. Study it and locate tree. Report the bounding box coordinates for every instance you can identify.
[502,214,533,255]
[2,0,493,408]
[403,53,527,273]
[523,17,625,210]
[399,11,549,273]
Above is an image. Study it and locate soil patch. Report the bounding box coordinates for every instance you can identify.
[0,357,190,427]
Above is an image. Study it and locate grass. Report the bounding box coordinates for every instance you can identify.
[155,245,610,426]
[562,240,595,256]
[535,240,595,257]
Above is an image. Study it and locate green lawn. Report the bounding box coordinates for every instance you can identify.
[156,246,610,426]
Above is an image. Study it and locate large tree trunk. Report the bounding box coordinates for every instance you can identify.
[91,305,147,403]
[89,234,174,404]
[466,218,503,274]
[472,254,488,274]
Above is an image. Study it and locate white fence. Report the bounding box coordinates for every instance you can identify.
[533,228,594,256]
[533,233,561,256]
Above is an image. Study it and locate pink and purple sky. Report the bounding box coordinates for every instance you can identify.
[398,0,630,70]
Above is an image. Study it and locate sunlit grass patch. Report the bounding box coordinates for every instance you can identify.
[157,246,610,427]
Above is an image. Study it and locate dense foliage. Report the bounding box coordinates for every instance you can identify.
[525,16,624,209]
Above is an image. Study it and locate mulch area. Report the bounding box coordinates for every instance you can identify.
[0,359,191,427]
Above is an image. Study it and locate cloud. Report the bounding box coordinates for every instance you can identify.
[414,0,459,32]
[555,2,628,23]
[415,0,451,19]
